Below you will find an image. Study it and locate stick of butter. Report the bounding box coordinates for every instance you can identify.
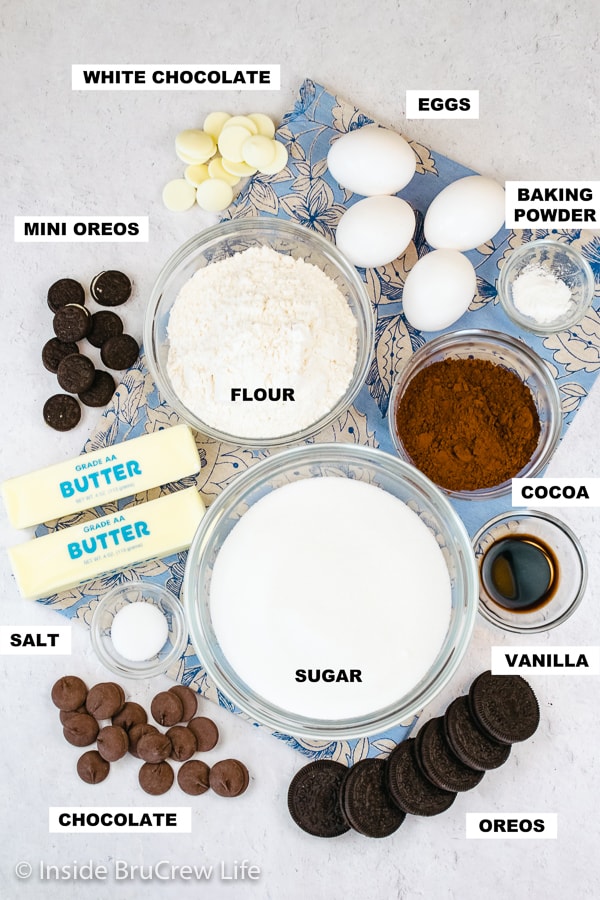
[2,424,201,529]
[7,487,205,600]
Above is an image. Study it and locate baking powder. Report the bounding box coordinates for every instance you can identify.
[512,263,572,324]
[167,246,358,439]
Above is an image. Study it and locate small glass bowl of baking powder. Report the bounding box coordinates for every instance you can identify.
[498,239,594,335]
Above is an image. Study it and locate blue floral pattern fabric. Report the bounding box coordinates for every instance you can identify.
[35,80,600,763]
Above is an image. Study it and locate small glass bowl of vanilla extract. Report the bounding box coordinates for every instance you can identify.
[472,509,587,633]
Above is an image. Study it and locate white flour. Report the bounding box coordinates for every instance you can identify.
[167,246,358,439]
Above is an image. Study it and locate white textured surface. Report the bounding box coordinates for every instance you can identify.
[1,2,599,898]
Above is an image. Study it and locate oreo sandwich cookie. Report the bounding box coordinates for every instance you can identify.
[57,354,95,394]
[340,758,405,838]
[43,394,81,431]
[53,304,91,342]
[87,310,124,348]
[91,270,132,307]
[101,334,139,370]
[47,278,85,313]
[469,670,540,744]
[444,696,511,771]
[288,760,350,838]
[42,338,79,374]
[386,739,456,817]
[416,717,484,793]
[78,369,115,407]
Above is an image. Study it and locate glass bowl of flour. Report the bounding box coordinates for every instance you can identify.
[183,443,478,741]
[144,218,374,447]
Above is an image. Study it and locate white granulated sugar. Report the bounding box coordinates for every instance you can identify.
[167,246,358,439]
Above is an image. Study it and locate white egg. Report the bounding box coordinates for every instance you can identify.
[336,196,416,269]
[402,249,476,331]
[327,125,417,196]
[424,175,505,251]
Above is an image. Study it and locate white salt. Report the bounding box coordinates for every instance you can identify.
[210,477,452,720]
[111,602,169,662]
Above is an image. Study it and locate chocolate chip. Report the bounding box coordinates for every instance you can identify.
[43,394,81,431]
[151,691,184,727]
[51,675,88,711]
[77,750,110,784]
[53,304,91,342]
[78,369,115,407]
[57,354,95,393]
[187,717,219,751]
[167,726,197,762]
[210,759,249,798]
[91,270,132,307]
[97,725,130,762]
[177,760,210,796]
[47,278,85,313]
[168,685,198,722]
[42,338,80,374]
[138,761,174,795]
[100,334,139,370]
[63,713,100,747]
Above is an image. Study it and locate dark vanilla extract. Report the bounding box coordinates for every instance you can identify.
[481,535,559,612]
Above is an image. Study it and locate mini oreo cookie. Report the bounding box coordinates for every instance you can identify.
[416,717,484,793]
[100,334,139,370]
[341,758,406,838]
[42,338,79,374]
[139,761,174,795]
[77,750,110,785]
[91,270,132,307]
[210,759,249,798]
[47,278,85,313]
[57,354,95,393]
[43,394,81,431]
[386,739,456,817]
[78,370,115,407]
[288,760,350,838]
[444,696,511,771]
[177,760,210,796]
[469,670,540,744]
[87,310,124,348]
[53,304,91,342]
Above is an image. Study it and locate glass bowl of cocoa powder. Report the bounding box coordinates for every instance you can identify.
[388,329,562,500]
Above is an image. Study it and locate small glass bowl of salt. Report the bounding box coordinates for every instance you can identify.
[90,581,188,679]
[498,239,594,335]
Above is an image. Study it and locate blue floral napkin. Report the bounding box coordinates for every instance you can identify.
[36,80,600,764]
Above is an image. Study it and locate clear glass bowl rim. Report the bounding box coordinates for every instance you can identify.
[388,328,563,501]
[183,442,479,740]
[143,218,375,448]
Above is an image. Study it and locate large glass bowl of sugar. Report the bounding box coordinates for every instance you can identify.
[184,444,478,740]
